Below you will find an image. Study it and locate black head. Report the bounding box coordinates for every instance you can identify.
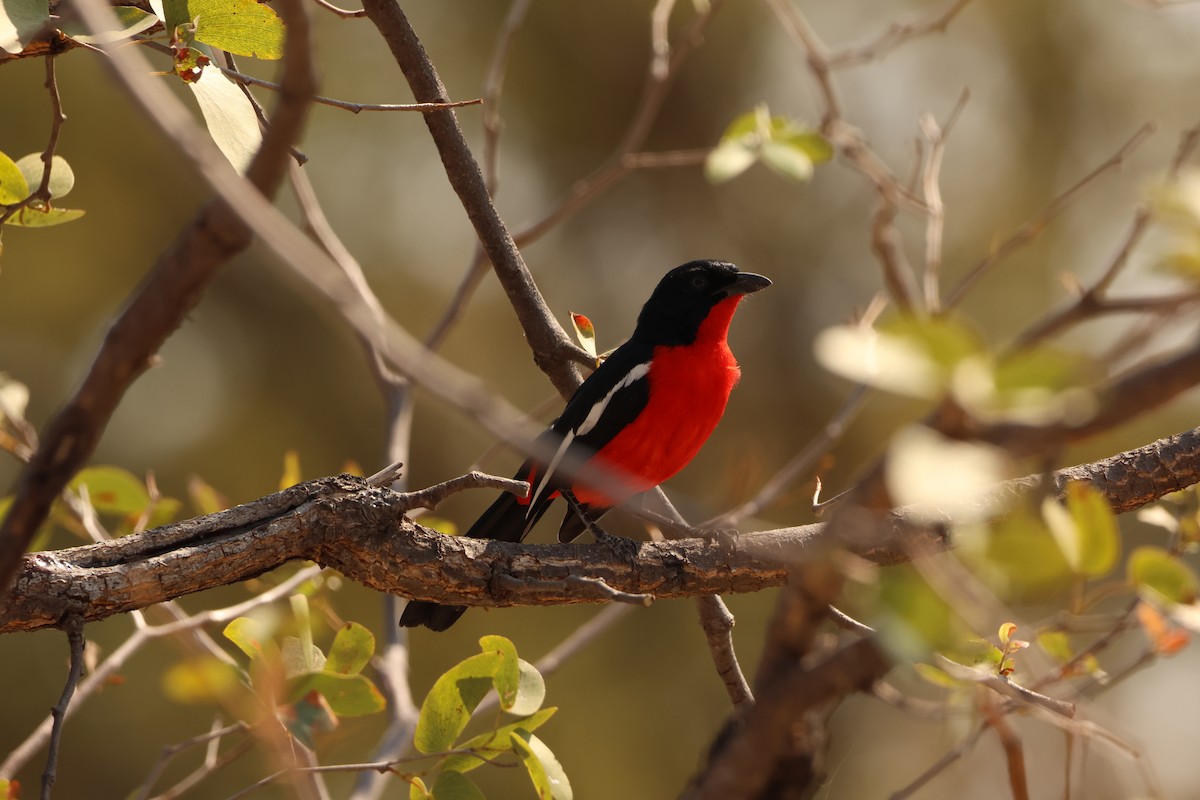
[633,260,771,346]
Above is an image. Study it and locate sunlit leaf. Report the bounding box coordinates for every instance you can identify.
[1036,629,1073,663]
[168,0,284,58]
[872,565,970,659]
[224,616,279,661]
[0,151,29,204]
[760,140,814,182]
[913,662,960,688]
[287,671,385,716]
[15,153,74,199]
[510,731,572,800]
[0,0,48,54]
[325,622,374,675]
[570,312,597,361]
[1128,546,1199,604]
[959,509,1073,601]
[59,6,158,43]
[413,651,504,754]
[187,63,263,174]
[0,373,29,425]
[281,636,326,678]
[479,635,520,711]
[704,139,757,183]
[441,708,558,774]
[509,658,546,717]
[409,777,431,800]
[4,205,85,227]
[885,425,1011,523]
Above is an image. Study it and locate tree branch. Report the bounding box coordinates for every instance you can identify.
[2,425,1197,635]
[0,0,317,596]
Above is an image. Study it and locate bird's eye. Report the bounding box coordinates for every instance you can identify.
[690,276,708,290]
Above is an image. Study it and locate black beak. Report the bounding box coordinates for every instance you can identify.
[723,272,772,297]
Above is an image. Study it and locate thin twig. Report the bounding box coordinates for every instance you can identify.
[396,471,530,511]
[218,65,482,114]
[946,123,1155,308]
[919,88,969,312]
[40,615,85,800]
[135,720,250,800]
[827,0,976,68]
[310,0,365,18]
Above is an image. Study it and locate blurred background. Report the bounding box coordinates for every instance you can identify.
[3,0,1200,797]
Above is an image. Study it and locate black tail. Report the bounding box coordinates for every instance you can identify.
[400,478,554,631]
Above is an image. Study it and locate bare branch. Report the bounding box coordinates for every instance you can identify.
[946,123,1155,308]
[40,614,84,800]
[826,0,976,69]
[398,471,529,511]
[218,65,482,114]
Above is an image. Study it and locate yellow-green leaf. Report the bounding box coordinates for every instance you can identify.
[1128,545,1200,604]
[0,151,29,204]
[187,0,284,58]
[4,206,85,227]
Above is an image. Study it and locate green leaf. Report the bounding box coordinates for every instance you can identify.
[760,140,814,182]
[162,656,241,703]
[1044,482,1119,578]
[509,658,546,716]
[186,64,263,174]
[183,0,284,58]
[780,129,833,164]
[872,565,967,659]
[1128,545,1200,604]
[59,6,158,43]
[704,139,757,183]
[414,651,504,754]
[431,771,487,800]
[0,0,48,54]
[68,466,150,519]
[281,636,326,678]
[964,509,1074,601]
[287,671,385,716]
[441,708,558,774]
[510,732,572,800]
[4,205,85,227]
[325,622,374,675]
[479,635,520,711]
[409,777,431,800]
[0,151,29,204]
[15,153,74,199]
[224,616,279,661]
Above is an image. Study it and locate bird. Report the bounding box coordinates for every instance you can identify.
[400,260,771,631]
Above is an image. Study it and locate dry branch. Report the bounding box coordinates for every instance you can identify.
[2,425,1198,635]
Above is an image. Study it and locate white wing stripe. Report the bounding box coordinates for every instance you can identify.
[576,362,651,437]
[528,430,574,517]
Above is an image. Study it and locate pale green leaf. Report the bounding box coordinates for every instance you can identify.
[59,6,158,43]
[15,153,74,199]
[0,0,48,54]
[510,732,572,800]
[886,425,1010,524]
[760,140,814,182]
[704,140,756,183]
[508,658,546,716]
[479,635,519,711]
[223,616,279,661]
[186,64,263,174]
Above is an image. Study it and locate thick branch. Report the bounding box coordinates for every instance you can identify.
[360,0,585,398]
[2,426,1197,634]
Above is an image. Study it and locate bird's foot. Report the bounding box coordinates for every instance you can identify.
[700,526,740,553]
[592,526,642,561]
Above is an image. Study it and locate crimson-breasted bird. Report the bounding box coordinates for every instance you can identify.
[400,260,771,631]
